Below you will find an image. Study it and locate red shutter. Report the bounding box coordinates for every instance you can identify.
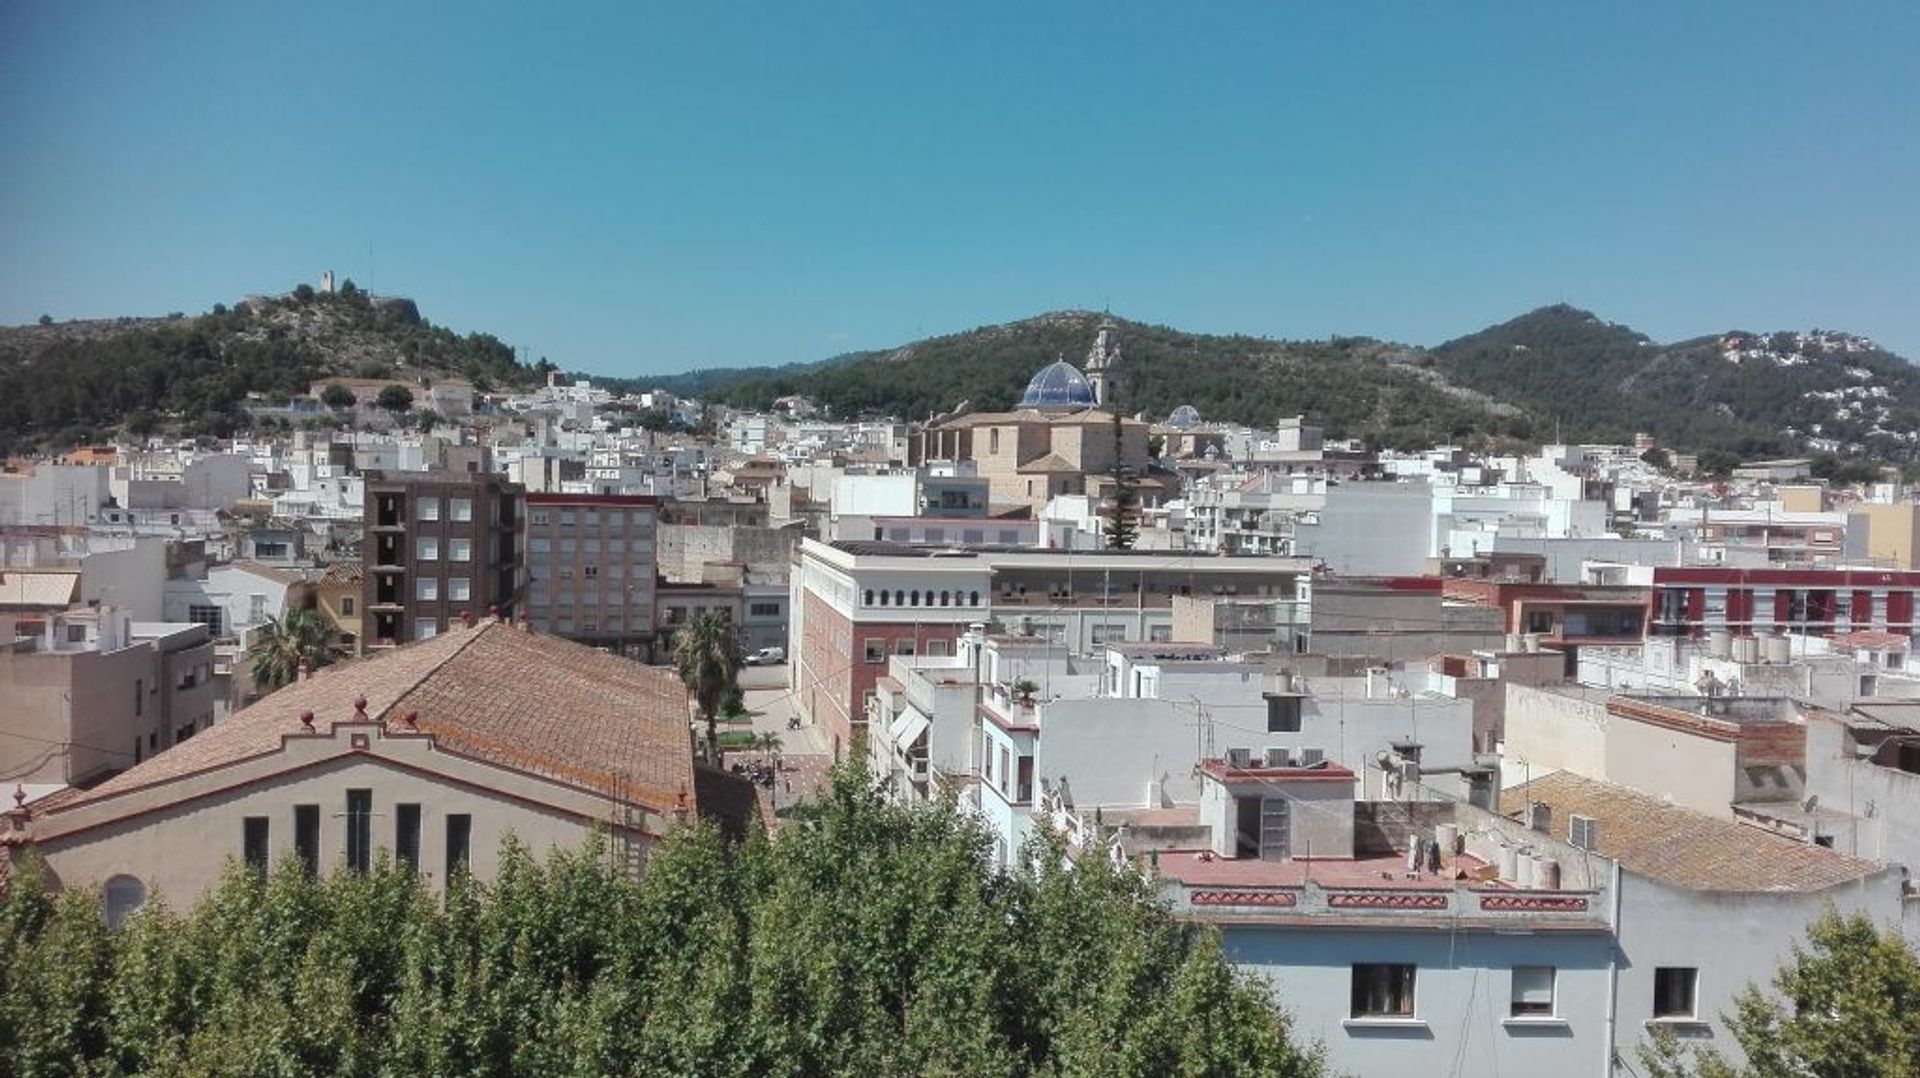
[1728,589,1754,627]
[1854,590,1876,627]
[1685,588,1707,634]
[1889,591,1914,630]
[1774,590,1794,625]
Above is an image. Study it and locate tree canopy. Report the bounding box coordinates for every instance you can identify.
[0,768,1324,1078]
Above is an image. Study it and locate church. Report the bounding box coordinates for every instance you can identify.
[913,320,1154,513]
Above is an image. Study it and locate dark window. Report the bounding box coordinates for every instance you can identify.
[1351,964,1416,1018]
[1526,610,1555,634]
[346,789,372,873]
[395,803,421,871]
[446,813,472,878]
[1267,696,1302,733]
[295,804,320,875]
[1653,967,1697,1019]
[243,816,269,873]
[134,678,143,716]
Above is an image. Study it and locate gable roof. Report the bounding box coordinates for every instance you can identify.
[1501,771,1882,894]
[57,620,695,813]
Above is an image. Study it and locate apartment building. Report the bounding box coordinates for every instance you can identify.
[1636,566,1920,639]
[361,471,523,649]
[0,606,215,785]
[519,493,659,656]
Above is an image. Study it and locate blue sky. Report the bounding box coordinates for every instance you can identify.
[3,3,1916,374]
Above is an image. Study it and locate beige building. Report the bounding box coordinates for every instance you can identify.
[913,329,1151,512]
[0,605,215,786]
[1849,501,1920,570]
[5,619,712,918]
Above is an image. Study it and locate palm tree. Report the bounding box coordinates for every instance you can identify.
[756,730,783,766]
[247,608,340,695]
[672,613,742,764]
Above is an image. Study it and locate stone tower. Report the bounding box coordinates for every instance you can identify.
[1085,318,1123,410]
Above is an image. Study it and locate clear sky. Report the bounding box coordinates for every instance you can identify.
[3,3,1916,375]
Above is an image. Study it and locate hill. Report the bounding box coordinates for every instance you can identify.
[1428,305,1920,466]
[0,283,545,450]
[705,311,1526,451]
[702,306,1919,465]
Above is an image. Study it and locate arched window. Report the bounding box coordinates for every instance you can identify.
[895,590,905,606]
[878,590,888,606]
[864,589,874,606]
[911,590,920,606]
[104,874,146,928]
[940,590,951,606]
[970,591,981,607]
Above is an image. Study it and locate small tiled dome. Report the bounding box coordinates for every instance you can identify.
[1019,360,1096,409]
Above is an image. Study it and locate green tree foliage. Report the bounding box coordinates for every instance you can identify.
[0,286,539,447]
[0,768,1323,1078]
[376,384,416,414]
[674,611,742,763]
[320,384,358,410]
[246,609,342,694]
[1107,407,1140,551]
[1640,911,1920,1078]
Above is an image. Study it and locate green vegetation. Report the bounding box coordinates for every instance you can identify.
[705,312,1514,452]
[0,283,539,451]
[376,384,416,414]
[674,612,743,764]
[246,609,344,695]
[0,769,1323,1077]
[1640,910,1920,1078]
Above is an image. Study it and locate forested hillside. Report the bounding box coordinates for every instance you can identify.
[1428,305,1920,465]
[706,311,1524,451]
[0,283,542,450]
[699,306,1919,464]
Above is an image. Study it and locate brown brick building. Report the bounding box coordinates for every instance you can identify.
[361,471,523,650]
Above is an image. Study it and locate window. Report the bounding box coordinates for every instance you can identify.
[532,510,551,526]
[1510,967,1555,1017]
[346,789,372,873]
[447,814,473,878]
[926,639,950,657]
[174,723,194,744]
[187,604,223,635]
[865,639,886,664]
[560,510,577,526]
[939,590,951,606]
[1351,964,1416,1019]
[1653,967,1697,1020]
[416,621,439,641]
[417,498,440,522]
[583,565,599,578]
[417,537,440,561]
[864,589,875,606]
[970,591,980,607]
[1090,623,1126,645]
[250,593,268,622]
[450,498,472,522]
[1526,610,1555,634]
[134,678,143,717]
[450,538,472,561]
[66,624,86,643]
[750,602,781,617]
[1267,696,1302,733]
[340,596,355,616]
[295,804,320,875]
[416,577,439,601]
[896,639,917,656]
[895,590,905,606]
[395,804,421,871]
[243,816,269,874]
[103,875,147,928]
[449,577,471,602]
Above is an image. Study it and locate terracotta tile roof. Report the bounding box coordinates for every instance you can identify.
[1830,630,1909,651]
[1500,771,1882,894]
[320,562,364,586]
[55,621,695,814]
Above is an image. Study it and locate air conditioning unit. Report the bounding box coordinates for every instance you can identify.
[1299,747,1326,767]
[1265,747,1292,768]
[1225,747,1253,769]
[1568,814,1600,851]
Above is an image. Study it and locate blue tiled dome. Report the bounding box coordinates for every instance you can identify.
[1167,404,1202,428]
[1019,360,1096,409]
